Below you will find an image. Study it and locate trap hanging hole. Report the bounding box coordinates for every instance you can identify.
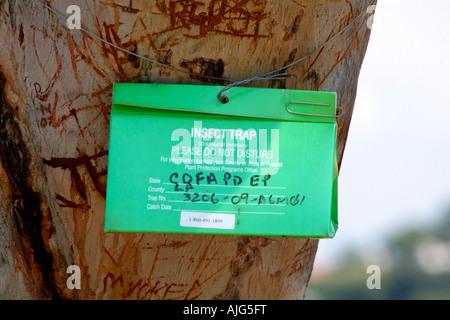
[219,94,230,104]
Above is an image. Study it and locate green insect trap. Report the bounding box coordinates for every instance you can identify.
[104,83,339,238]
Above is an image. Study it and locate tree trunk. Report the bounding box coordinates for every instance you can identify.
[0,0,375,299]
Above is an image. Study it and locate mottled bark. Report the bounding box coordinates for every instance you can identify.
[0,0,375,299]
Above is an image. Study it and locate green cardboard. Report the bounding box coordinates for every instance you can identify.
[104,83,338,238]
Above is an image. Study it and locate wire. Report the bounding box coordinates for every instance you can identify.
[37,0,234,82]
[37,0,375,91]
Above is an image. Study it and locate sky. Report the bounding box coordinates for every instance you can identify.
[313,0,450,271]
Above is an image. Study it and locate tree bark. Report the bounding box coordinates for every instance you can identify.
[0,0,375,299]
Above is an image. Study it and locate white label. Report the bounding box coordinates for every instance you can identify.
[180,211,235,230]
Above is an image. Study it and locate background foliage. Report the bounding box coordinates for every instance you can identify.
[307,208,450,300]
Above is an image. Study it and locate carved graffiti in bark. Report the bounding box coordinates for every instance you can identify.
[99,235,234,300]
[153,0,272,39]
[43,150,108,208]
